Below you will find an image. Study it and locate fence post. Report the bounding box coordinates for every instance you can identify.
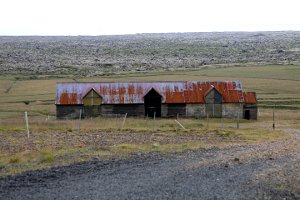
[153,112,156,132]
[25,111,30,138]
[121,113,127,130]
[206,114,209,129]
[237,110,240,129]
[221,116,224,129]
[273,104,275,130]
[77,109,82,134]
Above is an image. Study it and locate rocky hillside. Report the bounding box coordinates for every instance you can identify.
[0,31,299,76]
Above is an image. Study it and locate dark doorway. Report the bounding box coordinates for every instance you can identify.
[244,110,250,120]
[144,88,162,117]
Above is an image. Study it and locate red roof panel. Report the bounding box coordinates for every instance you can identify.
[243,92,257,104]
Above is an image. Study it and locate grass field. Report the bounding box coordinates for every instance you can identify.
[0,64,299,175]
[0,64,299,119]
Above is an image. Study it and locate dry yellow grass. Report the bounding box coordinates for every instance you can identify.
[0,113,289,176]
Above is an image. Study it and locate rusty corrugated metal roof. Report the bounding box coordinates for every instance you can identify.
[243,92,257,104]
[55,81,254,105]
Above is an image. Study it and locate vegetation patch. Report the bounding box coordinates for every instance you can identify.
[39,151,55,163]
[214,129,235,137]
[0,115,291,176]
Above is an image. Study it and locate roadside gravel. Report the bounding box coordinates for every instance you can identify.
[1,129,299,200]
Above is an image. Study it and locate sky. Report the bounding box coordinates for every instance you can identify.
[1,0,300,36]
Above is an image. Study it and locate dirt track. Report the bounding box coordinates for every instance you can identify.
[1,129,299,200]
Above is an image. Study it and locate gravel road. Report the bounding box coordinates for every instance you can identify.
[1,129,299,200]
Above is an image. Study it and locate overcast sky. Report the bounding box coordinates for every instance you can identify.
[1,0,300,36]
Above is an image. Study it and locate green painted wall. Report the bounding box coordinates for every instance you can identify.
[83,90,102,106]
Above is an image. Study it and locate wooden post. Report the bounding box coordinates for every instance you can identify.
[221,115,224,129]
[115,114,119,129]
[153,112,156,132]
[221,109,224,129]
[273,104,275,130]
[121,113,127,130]
[185,106,188,117]
[77,109,82,134]
[175,119,186,130]
[237,110,240,129]
[206,114,209,129]
[25,111,30,138]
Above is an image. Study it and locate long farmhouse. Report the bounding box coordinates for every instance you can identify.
[55,81,257,120]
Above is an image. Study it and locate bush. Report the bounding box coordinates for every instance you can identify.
[9,157,20,164]
[23,101,30,105]
[40,153,54,163]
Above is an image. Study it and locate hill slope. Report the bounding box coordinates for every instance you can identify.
[0,31,300,76]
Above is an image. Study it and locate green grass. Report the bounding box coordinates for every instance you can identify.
[39,150,55,163]
[0,64,300,119]
[180,65,300,81]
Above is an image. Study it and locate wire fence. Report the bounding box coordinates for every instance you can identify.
[1,108,298,138]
